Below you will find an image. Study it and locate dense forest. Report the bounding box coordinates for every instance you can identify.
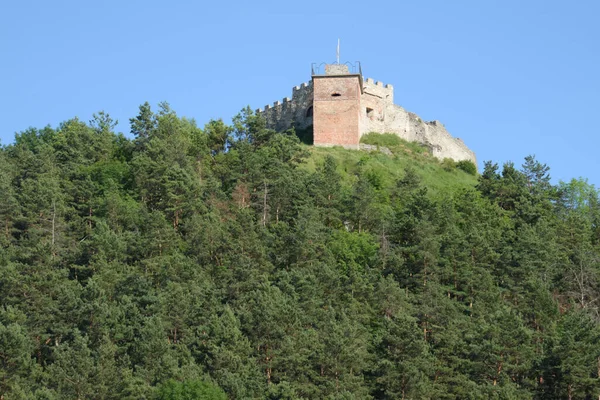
[1,102,600,399]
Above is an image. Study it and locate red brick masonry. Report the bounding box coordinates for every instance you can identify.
[313,75,361,149]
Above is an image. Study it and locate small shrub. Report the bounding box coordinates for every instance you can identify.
[456,160,477,175]
[357,154,371,167]
[441,158,456,172]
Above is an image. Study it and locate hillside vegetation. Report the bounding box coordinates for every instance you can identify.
[304,132,478,197]
[1,104,600,399]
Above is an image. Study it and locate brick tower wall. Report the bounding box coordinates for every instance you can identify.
[312,75,361,149]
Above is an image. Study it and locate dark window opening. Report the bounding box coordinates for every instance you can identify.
[306,106,313,117]
[366,107,374,117]
[331,93,342,97]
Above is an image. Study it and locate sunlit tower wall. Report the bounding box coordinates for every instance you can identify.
[311,64,363,149]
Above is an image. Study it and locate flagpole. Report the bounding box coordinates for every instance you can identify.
[336,39,340,64]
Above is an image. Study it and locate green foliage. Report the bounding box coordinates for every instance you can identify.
[360,132,429,155]
[441,157,456,172]
[456,159,477,175]
[304,143,477,198]
[156,379,227,400]
[441,158,477,176]
[293,124,313,145]
[328,230,379,274]
[2,106,600,399]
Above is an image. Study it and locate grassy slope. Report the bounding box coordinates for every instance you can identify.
[300,134,478,197]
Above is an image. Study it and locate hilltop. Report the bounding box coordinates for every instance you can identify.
[1,104,600,399]
[304,133,477,196]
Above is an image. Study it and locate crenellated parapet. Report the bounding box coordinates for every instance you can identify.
[257,81,313,132]
[362,77,394,104]
[293,81,312,91]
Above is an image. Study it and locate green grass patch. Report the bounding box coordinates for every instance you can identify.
[301,141,478,197]
[360,132,430,157]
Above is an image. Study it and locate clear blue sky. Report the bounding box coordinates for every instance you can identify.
[1,0,599,186]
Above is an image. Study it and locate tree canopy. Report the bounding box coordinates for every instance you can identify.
[1,104,600,399]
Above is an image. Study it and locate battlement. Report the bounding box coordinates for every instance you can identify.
[364,77,393,89]
[363,77,394,103]
[293,81,312,92]
[256,79,314,133]
[258,82,313,115]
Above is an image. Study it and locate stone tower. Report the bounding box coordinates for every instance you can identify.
[312,64,362,149]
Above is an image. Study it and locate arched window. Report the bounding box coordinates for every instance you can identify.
[306,106,313,117]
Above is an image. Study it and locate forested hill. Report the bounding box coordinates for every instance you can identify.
[2,103,600,399]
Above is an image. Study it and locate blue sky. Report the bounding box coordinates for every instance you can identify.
[1,0,599,186]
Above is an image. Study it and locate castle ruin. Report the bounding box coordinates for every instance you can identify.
[257,63,476,164]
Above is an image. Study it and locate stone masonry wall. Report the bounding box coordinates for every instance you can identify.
[379,105,476,163]
[257,82,313,132]
[359,78,394,136]
[363,77,394,103]
[358,77,476,164]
